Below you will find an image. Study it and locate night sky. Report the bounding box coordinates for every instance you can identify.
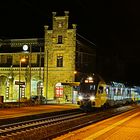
[1,0,140,85]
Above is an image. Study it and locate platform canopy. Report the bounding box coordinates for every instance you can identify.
[61,82,80,86]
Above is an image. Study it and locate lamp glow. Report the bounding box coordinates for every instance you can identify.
[23,45,28,51]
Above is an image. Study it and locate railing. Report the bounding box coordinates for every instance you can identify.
[0,101,40,108]
[0,67,44,71]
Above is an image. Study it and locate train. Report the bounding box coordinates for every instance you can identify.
[77,74,140,110]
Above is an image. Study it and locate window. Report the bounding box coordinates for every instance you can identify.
[0,55,7,63]
[7,55,12,65]
[58,35,63,44]
[57,56,63,67]
[98,86,103,94]
[58,23,62,28]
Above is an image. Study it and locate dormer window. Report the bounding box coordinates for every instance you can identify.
[58,23,62,28]
[58,35,63,44]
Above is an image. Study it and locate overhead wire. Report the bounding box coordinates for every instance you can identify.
[76,33,96,46]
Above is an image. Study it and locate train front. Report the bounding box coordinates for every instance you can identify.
[77,76,98,109]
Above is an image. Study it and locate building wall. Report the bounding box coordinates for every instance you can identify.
[0,11,96,103]
[0,70,43,102]
[44,11,77,102]
[0,52,43,102]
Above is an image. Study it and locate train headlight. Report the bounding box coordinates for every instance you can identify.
[90,96,95,101]
[78,95,83,100]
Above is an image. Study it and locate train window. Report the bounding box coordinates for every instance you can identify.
[122,89,125,96]
[113,88,117,95]
[106,87,110,94]
[98,86,103,94]
[127,89,131,97]
[90,85,95,90]
[117,88,121,95]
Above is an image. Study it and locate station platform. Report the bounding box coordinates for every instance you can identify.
[54,105,140,140]
[0,104,79,120]
[1,104,140,140]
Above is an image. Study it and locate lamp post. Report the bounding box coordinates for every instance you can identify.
[29,46,32,99]
[46,50,48,104]
[19,58,26,107]
[23,44,32,99]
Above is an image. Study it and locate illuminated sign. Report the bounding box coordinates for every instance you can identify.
[15,81,25,85]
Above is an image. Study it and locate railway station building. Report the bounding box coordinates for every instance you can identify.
[0,11,96,104]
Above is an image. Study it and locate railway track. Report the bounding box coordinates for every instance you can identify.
[0,105,137,140]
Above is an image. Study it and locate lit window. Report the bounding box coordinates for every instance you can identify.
[58,35,63,44]
[57,56,63,67]
[58,23,62,28]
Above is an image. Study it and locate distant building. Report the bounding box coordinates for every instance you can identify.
[0,11,96,103]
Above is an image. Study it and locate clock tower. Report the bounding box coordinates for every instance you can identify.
[44,11,77,102]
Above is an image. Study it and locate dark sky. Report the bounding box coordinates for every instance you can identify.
[0,0,109,42]
[1,0,139,45]
[1,0,140,84]
[0,1,89,40]
[0,0,140,46]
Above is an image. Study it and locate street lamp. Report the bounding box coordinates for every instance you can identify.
[23,44,28,51]
[19,58,26,107]
[22,44,32,99]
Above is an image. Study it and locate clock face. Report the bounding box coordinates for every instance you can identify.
[23,45,28,51]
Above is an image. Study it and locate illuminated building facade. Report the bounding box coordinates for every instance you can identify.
[0,11,96,103]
